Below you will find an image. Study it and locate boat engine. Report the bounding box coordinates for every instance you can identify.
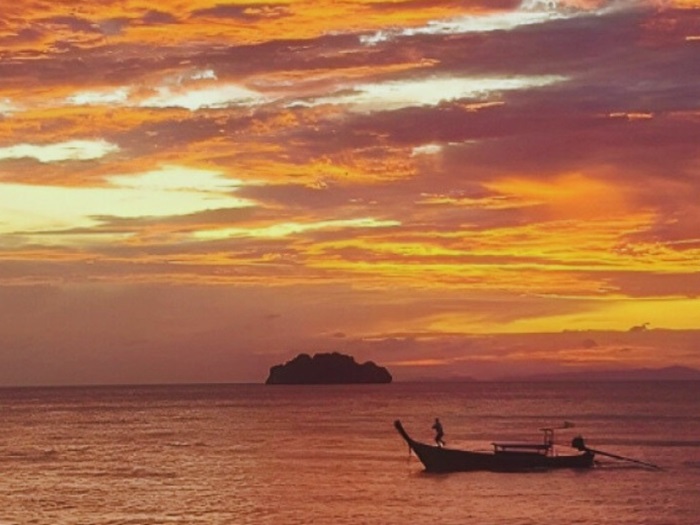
[571,435,587,451]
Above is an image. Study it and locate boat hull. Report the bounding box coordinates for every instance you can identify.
[394,420,595,473]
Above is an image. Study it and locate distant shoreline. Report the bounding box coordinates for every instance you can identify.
[1,376,700,390]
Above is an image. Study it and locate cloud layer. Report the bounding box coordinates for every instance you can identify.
[1,0,699,384]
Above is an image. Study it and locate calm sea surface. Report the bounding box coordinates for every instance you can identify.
[0,382,699,524]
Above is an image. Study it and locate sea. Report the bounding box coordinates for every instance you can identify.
[0,381,699,525]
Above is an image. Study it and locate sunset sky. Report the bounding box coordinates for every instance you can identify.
[1,0,699,385]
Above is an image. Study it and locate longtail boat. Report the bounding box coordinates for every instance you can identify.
[394,419,595,472]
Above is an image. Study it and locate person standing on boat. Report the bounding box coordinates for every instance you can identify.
[432,418,445,447]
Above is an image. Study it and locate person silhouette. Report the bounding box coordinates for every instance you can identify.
[432,418,445,447]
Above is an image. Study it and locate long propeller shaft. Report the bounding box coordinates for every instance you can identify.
[587,447,661,470]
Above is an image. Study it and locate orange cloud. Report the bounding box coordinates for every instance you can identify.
[486,172,634,220]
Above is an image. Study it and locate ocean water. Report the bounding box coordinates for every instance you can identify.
[0,382,698,525]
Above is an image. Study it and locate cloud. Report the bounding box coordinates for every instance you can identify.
[0,98,19,115]
[359,0,620,45]
[67,88,131,106]
[0,27,43,46]
[296,75,565,113]
[193,217,400,241]
[62,69,266,111]
[39,15,100,34]
[141,10,180,26]
[0,165,252,236]
[139,83,267,111]
[191,3,291,21]
[0,139,119,162]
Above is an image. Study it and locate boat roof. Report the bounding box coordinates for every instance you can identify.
[492,442,550,451]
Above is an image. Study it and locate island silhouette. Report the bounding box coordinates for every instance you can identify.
[266,352,392,384]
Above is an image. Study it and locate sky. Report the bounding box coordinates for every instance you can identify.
[1,0,699,386]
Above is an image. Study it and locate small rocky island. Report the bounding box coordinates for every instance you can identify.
[265,352,392,385]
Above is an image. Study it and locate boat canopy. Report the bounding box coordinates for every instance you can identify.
[492,442,550,455]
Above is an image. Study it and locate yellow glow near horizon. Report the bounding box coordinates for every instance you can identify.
[494,297,700,333]
[418,296,700,335]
